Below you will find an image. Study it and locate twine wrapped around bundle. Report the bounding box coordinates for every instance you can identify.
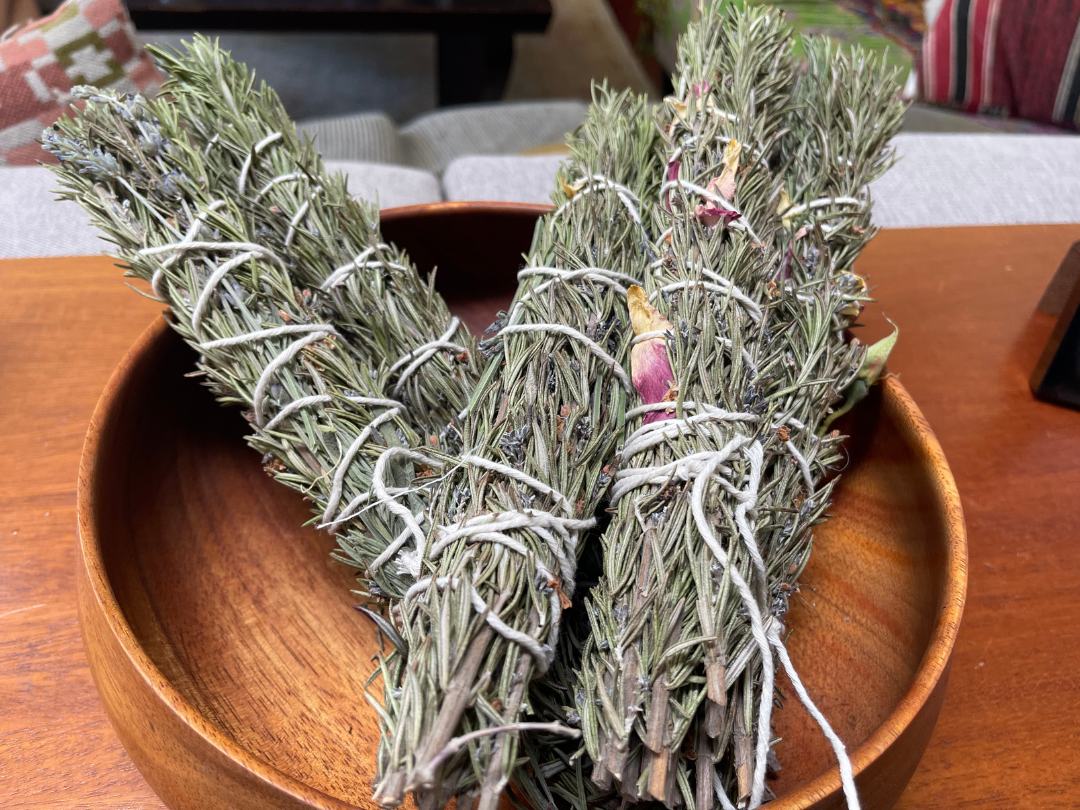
[371,87,662,810]
[575,5,904,809]
[46,9,906,807]
[44,90,443,602]
[148,37,478,432]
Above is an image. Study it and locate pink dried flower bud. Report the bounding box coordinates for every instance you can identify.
[628,285,676,424]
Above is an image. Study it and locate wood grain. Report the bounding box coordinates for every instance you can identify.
[0,256,164,808]
[73,295,961,809]
[866,225,1080,808]
[2,222,1079,808]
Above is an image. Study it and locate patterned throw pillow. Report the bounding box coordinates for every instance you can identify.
[840,0,927,53]
[764,1,918,82]
[0,0,161,165]
[919,0,1080,130]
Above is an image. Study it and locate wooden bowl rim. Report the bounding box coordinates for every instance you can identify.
[774,371,968,807]
[76,202,968,809]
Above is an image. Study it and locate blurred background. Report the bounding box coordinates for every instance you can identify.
[5,0,1080,256]
[5,1,1075,136]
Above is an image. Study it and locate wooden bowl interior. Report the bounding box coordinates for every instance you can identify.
[86,204,958,808]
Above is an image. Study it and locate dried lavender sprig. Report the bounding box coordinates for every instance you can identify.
[44,89,438,602]
[147,36,478,433]
[372,86,663,810]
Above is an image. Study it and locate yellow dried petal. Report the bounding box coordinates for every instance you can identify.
[714,139,741,201]
[777,187,796,229]
[627,285,672,336]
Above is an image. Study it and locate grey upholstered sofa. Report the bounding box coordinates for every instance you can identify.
[4,102,1080,259]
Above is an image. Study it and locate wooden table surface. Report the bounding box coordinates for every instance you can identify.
[2,224,1079,808]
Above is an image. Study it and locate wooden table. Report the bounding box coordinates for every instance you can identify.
[124,0,553,106]
[2,224,1079,807]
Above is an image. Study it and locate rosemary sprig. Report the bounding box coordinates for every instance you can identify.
[148,36,478,433]
[777,36,906,279]
[44,89,439,602]
[372,86,662,809]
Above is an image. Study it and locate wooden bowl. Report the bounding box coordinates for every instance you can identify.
[76,202,966,810]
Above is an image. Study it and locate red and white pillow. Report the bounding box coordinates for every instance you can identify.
[0,0,162,165]
[919,0,1080,130]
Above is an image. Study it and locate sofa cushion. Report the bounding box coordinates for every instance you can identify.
[871,133,1080,227]
[400,100,587,172]
[299,101,588,173]
[442,134,1080,228]
[443,154,563,206]
[0,160,441,258]
[299,111,403,165]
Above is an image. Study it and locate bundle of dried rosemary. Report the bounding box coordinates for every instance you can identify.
[44,89,441,602]
[371,86,662,809]
[150,36,478,431]
[574,4,904,809]
[44,6,907,806]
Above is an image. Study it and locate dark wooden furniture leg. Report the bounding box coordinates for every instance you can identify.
[1031,240,1080,409]
[437,30,514,106]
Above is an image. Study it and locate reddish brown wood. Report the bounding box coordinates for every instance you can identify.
[0,256,164,808]
[72,319,963,810]
[1,220,1077,808]
[865,224,1080,808]
[65,205,962,809]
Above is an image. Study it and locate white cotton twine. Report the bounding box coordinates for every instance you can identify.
[320,243,406,289]
[236,131,282,195]
[388,317,467,398]
[778,195,867,221]
[615,400,860,809]
[554,173,645,227]
[366,446,594,671]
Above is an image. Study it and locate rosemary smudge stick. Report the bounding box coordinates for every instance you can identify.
[150,36,478,433]
[44,89,442,602]
[371,85,662,810]
[576,4,903,809]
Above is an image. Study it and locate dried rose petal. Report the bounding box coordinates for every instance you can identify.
[628,285,676,424]
[695,204,741,228]
[708,139,742,202]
